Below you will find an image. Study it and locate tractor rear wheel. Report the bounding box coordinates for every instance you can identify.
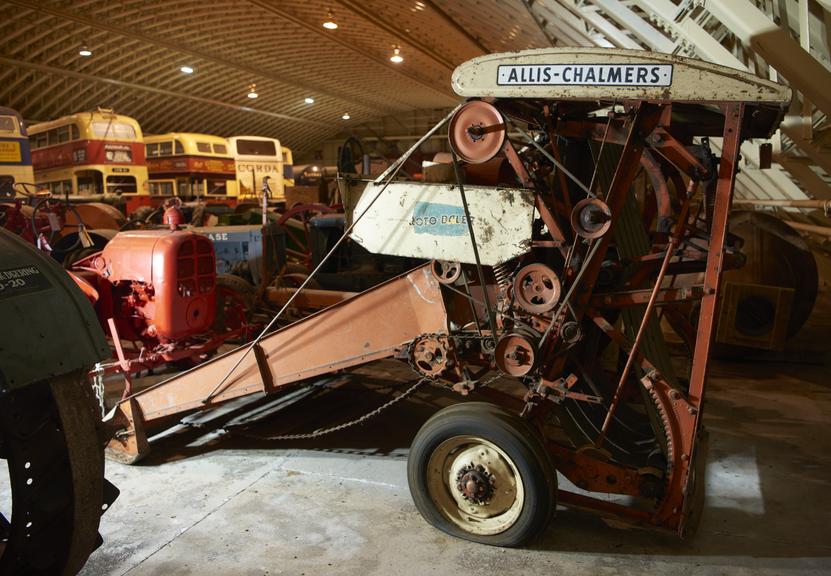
[0,373,108,575]
[407,402,556,547]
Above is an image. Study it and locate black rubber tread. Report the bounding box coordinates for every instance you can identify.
[0,373,104,575]
[216,273,256,299]
[50,374,106,576]
[407,402,557,547]
[128,206,155,224]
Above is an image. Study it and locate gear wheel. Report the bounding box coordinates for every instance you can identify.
[646,382,674,475]
[409,334,451,379]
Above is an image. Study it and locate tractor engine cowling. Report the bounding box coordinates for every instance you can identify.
[97,230,216,341]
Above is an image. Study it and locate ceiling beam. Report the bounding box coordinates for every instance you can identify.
[423,1,490,53]
[590,0,674,53]
[334,0,455,70]
[0,56,331,127]
[702,0,831,119]
[522,0,599,47]
[560,1,643,49]
[244,0,455,98]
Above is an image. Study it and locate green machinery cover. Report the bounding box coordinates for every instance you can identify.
[0,228,108,390]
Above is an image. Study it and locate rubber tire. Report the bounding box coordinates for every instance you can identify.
[216,274,255,307]
[407,402,557,547]
[0,373,105,575]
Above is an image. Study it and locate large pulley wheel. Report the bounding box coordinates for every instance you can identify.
[408,402,556,547]
[448,101,506,164]
[513,263,561,314]
[571,198,612,240]
[0,374,109,575]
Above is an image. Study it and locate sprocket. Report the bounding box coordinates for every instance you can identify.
[408,334,452,379]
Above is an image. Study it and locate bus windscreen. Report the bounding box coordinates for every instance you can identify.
[236,139,276,156]
[0,116,17,132]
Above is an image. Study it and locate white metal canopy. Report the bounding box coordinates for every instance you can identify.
[451,48,792,104]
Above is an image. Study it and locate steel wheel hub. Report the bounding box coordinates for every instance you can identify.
[427,436,525,536]
[456,463,495,504]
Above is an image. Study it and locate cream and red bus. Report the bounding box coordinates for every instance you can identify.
[145,133,238,206]
[228,135,285,202]
[28,109,150,212]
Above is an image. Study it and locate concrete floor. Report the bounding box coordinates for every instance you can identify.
[79,304,831,575]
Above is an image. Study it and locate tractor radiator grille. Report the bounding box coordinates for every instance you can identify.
[177,236,215,296]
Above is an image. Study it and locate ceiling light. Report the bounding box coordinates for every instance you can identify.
[180,65,194,74]
[342,113,351,120]
[79,46,92,57]
[323,9,338,29]
[304,97,315,104]
[247,84,258,99]
[390,47,403,64]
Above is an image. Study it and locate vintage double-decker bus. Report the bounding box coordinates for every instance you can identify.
[0,107,35,197]
[228,135,285,202]
[28,109,150,211]
[145,133,238,205]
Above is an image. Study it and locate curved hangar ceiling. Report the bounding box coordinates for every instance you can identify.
[0,0,547,151]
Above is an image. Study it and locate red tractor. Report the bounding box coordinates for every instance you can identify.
[71,208,256,391]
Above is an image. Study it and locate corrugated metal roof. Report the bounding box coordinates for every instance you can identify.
[0,0,546,152]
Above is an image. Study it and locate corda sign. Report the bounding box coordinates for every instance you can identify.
[497,64,673,87]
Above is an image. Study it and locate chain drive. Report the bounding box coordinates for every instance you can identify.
[226,377,429,441]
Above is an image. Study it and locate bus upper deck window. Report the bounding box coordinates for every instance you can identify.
[0,116,15,132]
[213,143,227,154]
[56,125,70,143]
[71,124,80,140]
[196,142,211,154]
[159,141,173,156]
[175,140,184,154]
[146,143,158,157]
[33,133,47,149]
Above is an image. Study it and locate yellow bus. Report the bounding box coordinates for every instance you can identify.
[145,133,239,205]
[29,109,150,212]
[0,106,35,197]
[228,135,285,202]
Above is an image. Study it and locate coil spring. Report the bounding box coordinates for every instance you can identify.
[493,263,511,291]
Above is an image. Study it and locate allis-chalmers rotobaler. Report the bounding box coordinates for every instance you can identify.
[104,48,791,546]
